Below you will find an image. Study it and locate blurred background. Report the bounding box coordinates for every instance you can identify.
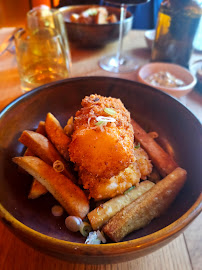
[0,0,201,52]
[0,0,162,29]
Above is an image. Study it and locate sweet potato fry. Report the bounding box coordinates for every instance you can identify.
[19,130,76,183]
[88,180,154,230]
[45,113,71,161]
[131,119,178,177]
[103,167,187,242]
[13,156,89,219]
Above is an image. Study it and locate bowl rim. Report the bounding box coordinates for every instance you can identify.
[138,62,197,92]
[0,194,201,255]
[59,5,133,26]
[0,76,201,256]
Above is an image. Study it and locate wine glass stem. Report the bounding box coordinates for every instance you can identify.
[116,4,127,65]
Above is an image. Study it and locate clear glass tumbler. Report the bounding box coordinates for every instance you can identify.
[15,5,71,92]
[15,28,70,92]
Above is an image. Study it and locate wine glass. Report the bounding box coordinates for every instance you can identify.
[99,0,151,73]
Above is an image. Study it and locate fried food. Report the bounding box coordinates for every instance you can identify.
[103,167,187,242]
[23,121,48,199]
[69,94,147,200]
[88,180,154,230]
[64,116,74,136]
[24,121,46,157]
[148,131,158,139]
[82,163,141,201]
[70,7,117,25]
[148,166,161,184]
[28,179,47,199]
[13,156,89,219]
[19,130,76,182]
[45,112,71,161]
[134,146,153,180]
[12,93,188,244]
[131,119,178,177]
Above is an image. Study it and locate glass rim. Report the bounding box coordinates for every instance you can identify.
[14,28,64,44]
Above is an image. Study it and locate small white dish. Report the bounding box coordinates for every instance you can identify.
[138,62,197,98]
[144,29,155,49]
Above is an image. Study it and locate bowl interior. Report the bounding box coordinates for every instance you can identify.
[60,5,133,47]
[0,77,201,244]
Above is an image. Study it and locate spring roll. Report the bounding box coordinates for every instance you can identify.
[88,180,154,230]
[103,167,187,242]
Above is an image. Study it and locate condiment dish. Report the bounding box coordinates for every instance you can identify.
[138,62,197,98]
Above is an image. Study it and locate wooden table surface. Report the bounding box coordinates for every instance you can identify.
[0,28,201,270]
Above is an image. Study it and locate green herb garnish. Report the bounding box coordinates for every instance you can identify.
[95,121,107,126]
[124,186,135,195]
[135,142,140,149]
[104,108,116,115]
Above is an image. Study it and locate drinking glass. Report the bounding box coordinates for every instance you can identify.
[27,6,72,72]
[99,0,150,73]
[15,28,70,92]
[14,6,71,92]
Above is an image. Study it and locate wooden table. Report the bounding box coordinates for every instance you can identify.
[0,28,201,270]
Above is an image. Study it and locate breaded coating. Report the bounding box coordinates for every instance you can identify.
[81,163,141,201]
[134,147,153,180]
[69,94,141,199]
[69,127,135,179]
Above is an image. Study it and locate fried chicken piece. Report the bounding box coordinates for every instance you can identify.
[81,163,141,201]
[69,95,135,178]
[69,127,135,179]
[69,94,141,200]
[134,147,153,180]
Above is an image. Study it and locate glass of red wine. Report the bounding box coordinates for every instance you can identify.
[99,0,150,73]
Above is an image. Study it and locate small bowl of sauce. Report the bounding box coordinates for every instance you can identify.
[138,63,197,98]
[146,71,186,88]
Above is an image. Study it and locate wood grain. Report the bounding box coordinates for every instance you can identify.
[184,213,202,270]
[0,221,192,270]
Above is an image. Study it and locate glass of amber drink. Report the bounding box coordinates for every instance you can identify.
[14,6,71,92]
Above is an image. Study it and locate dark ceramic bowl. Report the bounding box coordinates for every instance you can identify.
[59,5,133,48]
[0,77,201,264]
